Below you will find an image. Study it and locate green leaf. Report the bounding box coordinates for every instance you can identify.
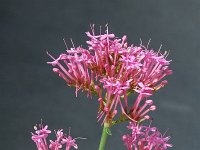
[106,128,112,136]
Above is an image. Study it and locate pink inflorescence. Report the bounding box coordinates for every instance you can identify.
[47,26,172,124]
[122,122,172,150]
[31,123,80,150]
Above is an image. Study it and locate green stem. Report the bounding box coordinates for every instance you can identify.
[98,123,110,150]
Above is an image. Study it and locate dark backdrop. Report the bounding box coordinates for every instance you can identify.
[1,0,199,149]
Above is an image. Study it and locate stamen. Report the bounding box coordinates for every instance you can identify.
[46,51,56,60]
[68,127,71,136]
[147,38,151,49]
[70,38,75,48]
[63,38,69,50]
[139,38,143,46]
[158,44,162,53]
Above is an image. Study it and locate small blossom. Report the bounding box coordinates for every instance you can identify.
[31,123,51,150]
[122,122,172,150]
[49,140,62,150]
[31,123,83,150]
[49,129,64,150]
[61,135,78,150]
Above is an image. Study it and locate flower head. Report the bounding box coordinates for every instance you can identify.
[31,123,83,150]
[122,122,172,150]
[47,26,172,124]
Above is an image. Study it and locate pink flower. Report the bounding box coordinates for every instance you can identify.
[47,26,172,124]
[31,124,51,150]
[31,123,83,150]
[122,122,172,150]
[49,140,62,150]
[49,130,64,150]
[61,135,78,150]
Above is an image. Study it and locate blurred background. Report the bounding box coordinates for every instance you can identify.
[1,0,200,149]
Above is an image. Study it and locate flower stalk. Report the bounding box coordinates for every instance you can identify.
[98,123,110,150]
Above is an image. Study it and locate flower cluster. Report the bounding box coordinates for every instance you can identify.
[122,122,172,150]
[31,123,80,150]
[47,27,172,125]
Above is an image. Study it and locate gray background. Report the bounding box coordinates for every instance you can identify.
[1,0,199,149]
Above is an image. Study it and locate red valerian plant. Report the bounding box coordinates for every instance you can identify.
[31,25,172,150]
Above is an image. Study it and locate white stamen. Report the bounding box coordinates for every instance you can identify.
[147,38,151,49]
[70,38,75,48]
[68,127,71,136]
[46,51,56,60]
[158,44,162,53]
[63,38,69,49]
[165,50,170,58]
[139,38,143,46]
[74,137,87,140]
[90,24,95,35]
[100,25,102,35]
